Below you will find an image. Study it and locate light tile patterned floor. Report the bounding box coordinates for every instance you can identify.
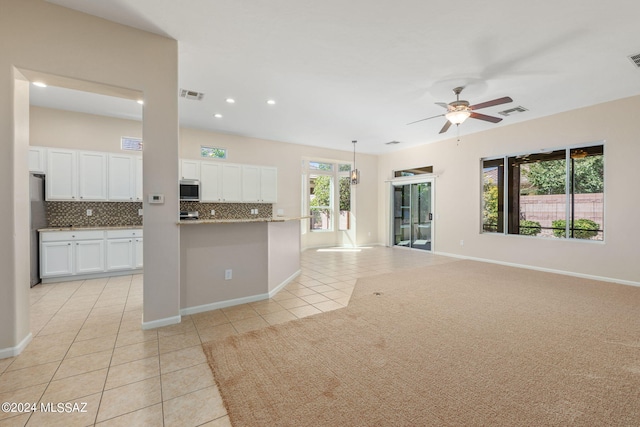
[0,246,453,426]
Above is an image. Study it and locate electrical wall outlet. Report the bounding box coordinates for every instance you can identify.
[277,208,284,216]
[86,209,92,216]
[460,240,464,246]
[138,209,143,216]
[225,269,232,280]
[210,210,215,216]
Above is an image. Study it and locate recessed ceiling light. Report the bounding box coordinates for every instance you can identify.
[32,82,47,88]
[214,113,222,118]
[225,98,235,104]
[266,99,276,105]
[136,99,144,105]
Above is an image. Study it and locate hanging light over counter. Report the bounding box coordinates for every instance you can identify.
[351,140,360,185]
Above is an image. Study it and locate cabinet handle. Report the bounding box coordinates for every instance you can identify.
[68,243,71,246]
[129,240,132,242]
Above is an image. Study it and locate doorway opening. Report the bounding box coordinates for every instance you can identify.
[391,180,434,251]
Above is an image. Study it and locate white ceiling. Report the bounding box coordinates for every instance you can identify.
[35,0,640,154]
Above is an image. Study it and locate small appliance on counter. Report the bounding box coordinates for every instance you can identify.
[180,211,199,220]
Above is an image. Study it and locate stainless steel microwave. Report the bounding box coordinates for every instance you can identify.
[179,179,200,201]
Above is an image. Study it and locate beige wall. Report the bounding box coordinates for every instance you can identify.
[0,0,179,354]
[30,107,142,152]
[378,95,640,284]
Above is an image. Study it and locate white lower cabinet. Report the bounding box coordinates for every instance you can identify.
[41,230,105,278]
[40,228,142,281]
[106,229,143,271]
[41,241,74,277]
[74,240,105,274]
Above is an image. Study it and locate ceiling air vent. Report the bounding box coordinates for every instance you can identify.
[628,53,640,68]
[179,89,205,101]
[385,140,401,145]
[498,106,528,117]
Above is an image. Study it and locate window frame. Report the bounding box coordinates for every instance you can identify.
[303,159,354,233]
[481,142,605,242]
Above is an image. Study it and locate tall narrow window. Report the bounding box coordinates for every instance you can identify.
[482,159,504,233]
[309,174,333,231]
[338,164,351,230]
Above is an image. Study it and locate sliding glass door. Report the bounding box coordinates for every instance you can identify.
[392,181,433,251]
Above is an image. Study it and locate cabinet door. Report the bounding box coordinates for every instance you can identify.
[46,149,77,200]
[135,156,143,201]
[221,164,242,202]
[241,165,261,202]
[260,167,278,203]
[78,151,108,201]
[200,162,221,202]
[41,241,73,277]
[28,147,47,173]
[108,154,135,201]
[75,240,105,274]
[134,238,143,269]
[106,239,134,271]
[180,160,200,180]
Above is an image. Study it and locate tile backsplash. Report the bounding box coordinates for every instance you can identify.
[180,202,273,220]
[45,201,273,227]
[46,201,143,227]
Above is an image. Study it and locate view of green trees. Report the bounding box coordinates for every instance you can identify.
[522,156,603,195]
[483,154,603,238]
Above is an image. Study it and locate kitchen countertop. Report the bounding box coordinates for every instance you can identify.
[177,216,310,225]
[38,225,143,232]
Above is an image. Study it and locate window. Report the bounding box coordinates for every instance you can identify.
[201,146,227,159]
[482,144,604,240]
[309,174,333,231]
[338,164,351,230]
[121,137,142,151]
[304,160,353,232]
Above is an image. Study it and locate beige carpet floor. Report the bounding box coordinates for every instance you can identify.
[203,260,640,426]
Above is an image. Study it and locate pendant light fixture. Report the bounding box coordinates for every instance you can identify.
[351,140,360,185]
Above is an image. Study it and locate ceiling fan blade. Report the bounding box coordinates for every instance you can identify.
[439,121,452,134]
[406,113,445,126]
[435,102,448,109]
[469,96,513,110]
[469,112,503,123]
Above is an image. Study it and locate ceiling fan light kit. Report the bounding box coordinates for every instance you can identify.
[408,86,513,134]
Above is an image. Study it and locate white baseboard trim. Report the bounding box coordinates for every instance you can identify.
[142,315,181,330]
[181,270,302,316]
[42,268,143,284]
[268,269,301,298]
[434,251,640,288]
[0,332,33,359]
[181,293,270,316]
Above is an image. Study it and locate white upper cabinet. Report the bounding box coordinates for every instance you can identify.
[180,159,200,180]
[200,162,222,202]
[135,156,143,201]
[241,165,261,202]
[29,146,47,173]
[108,154,137,201]
[242,165,277,203]
[221,163,242,202]
[260,166,278,203]
[78,151,108,201]
[46,149,77,200]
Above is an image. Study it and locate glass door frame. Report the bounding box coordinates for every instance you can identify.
[388,176,436,252]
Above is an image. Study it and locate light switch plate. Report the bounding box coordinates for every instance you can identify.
[138,209,144,216]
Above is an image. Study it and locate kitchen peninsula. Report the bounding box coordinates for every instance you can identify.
[178,217,306,314]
